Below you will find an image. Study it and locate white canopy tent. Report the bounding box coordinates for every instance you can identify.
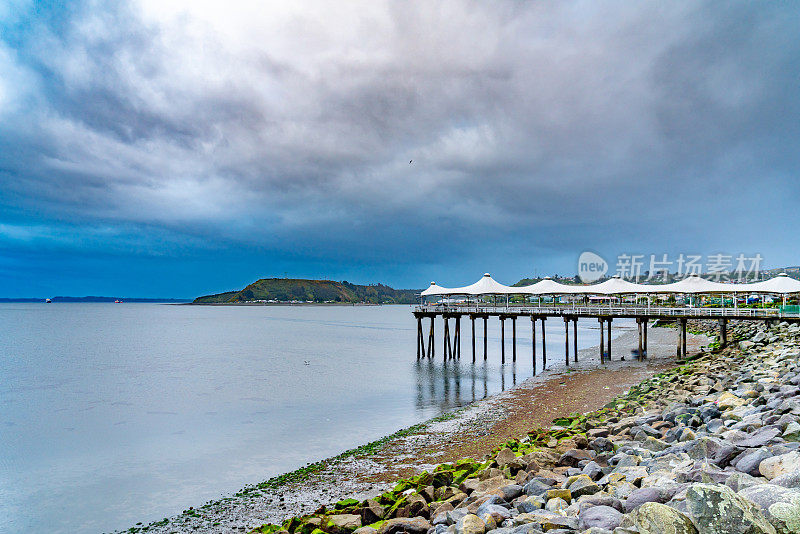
[421,273,800,298]
[748,273,800,294]
[517,277,583,295]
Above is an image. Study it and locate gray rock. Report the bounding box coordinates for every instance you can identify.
[684,483,776,534]
[499,485,524,502]
[454,514,485,534]
[523,478,553,497]
[737,449,774,477]
[578,505,623,531]
[568,474,601,498]
[760,452,800,480]
[738,484,800,533]
[378,518,433,534]
[624,487,667,513]
[621,501,698,534]
[770,471,800,488]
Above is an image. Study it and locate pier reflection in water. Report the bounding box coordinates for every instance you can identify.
[414,358,524,412]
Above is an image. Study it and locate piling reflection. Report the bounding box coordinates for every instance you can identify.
[413,359,521,413]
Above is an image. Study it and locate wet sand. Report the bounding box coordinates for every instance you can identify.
[140,325,709,533]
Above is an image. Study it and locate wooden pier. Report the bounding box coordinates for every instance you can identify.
[413,304,799,373]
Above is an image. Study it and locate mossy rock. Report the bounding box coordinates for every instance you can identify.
[432,470,454,488]
[335,499,360,510]
[253,524,284,534]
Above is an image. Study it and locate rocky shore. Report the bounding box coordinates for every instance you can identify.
[236,319,800,534]
[126,325,710,534]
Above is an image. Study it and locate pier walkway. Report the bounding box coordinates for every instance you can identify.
[413,273,800,373]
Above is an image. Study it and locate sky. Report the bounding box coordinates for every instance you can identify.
[1,1,799,298]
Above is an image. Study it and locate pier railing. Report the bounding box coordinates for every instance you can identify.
[415,304,790,318]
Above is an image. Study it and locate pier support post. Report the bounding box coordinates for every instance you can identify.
[417,316,424,359]
[444,316,451,360]
[483,316,488,361]
[500,316,506,364]
[512,317,517,363]
[573,318,578,363]
[541,317,547,369]
[471,315,476,363]
[643,318,648,358]
[455,316,461,359]
[637,319,643,361]
[607,319,612,361]
[428,317,435,358]
[531,316,537,375]
[564,317,570,367]
[599,318,605,362]
[681,318,687,360]
[720,318,728,349]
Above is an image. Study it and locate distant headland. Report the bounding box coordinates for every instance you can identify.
[193,278,422,305]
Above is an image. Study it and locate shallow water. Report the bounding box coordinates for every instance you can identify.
[0,303,631,533]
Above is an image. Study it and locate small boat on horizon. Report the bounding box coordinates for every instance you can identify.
[45,298,52,303]
[114,299,123,303]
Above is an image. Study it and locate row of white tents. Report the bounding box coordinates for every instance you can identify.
[421,273,800,297]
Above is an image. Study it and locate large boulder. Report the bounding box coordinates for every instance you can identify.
[377,518,432,534]
[761,453,800,480]
[738,484,800,533]
[620,502,698,534]
[685,483,776,534]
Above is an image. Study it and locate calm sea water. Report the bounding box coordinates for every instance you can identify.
[0,303,621,533]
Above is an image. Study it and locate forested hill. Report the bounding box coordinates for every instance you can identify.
[193,278,421,304]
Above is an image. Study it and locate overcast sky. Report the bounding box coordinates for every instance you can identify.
[1,1,799,297]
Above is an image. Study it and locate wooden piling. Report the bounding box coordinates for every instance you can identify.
[417,316,423,359]
[541,317,547,369]
[637,319,643,361]
[599,318,605,362]
[564,317,570,367]
[643,318,648,358]
[500,316,506,364]
[573,318,578,363]
[607,319,612,361]
[455,316,461,359]
[428,317,435,358]
[681,318,687,359]
[531,316,537,375]
[471,315,476,363]
[483,316,488,361]
[720,318,727,348]
[512,317,517,363]
[443,316,450,360]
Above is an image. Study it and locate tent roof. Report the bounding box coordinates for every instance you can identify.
[585,276,651,295]
[747,273,800,294]
[421,273,800,297]
[449,273,515,295]
[421,282,450,296]
[516,277,582,295]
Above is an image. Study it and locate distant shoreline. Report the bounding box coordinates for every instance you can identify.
[184,301,388,306]
[0,298,190,303]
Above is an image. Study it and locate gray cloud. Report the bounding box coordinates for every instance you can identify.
[1,0,799,289]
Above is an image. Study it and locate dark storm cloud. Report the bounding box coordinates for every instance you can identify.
[1,0,799,294]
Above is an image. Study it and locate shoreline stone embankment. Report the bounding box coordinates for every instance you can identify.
[249,319,800,534]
